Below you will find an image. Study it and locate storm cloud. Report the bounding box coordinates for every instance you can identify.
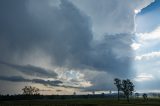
[0,0,133,77]
[0,0,154,94]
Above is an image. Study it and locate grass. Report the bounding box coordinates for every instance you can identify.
[0,98,160,106]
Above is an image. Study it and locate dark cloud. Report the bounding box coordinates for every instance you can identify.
[0,61,57,78]
[83,73,115,91]
[0,76,30,82]
[0,0,134,93]
[0,0,92,65]
[0,76,62,87]
[0,0,133,76]
[32,79,63,86]
[86,34,133,77]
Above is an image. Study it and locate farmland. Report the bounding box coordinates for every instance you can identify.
[0,98,160,106]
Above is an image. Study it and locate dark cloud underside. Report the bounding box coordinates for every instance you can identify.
[0,0,133,77]
[0,61,57,78]
[0,76,62,86]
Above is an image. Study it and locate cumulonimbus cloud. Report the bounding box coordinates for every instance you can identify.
[0,0,134,77]
[0,0,154,93]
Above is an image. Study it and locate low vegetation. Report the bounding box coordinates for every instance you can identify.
[0,98,160,106]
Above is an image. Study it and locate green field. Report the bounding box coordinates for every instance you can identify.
[0,98,160,106]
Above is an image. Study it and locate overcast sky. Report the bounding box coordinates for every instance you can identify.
[0,0,159,95]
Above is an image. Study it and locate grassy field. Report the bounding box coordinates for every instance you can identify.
[0,98,160,106]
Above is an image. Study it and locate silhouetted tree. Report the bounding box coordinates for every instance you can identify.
[114,78,122,101]
[135,93,139,98]
[121,79,134,102]
[143,93,148,102]
[22,86,40,95]
[92,91,95,95]
[73,92,76,95]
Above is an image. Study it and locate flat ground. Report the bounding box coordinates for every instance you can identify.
[0,98,160,106]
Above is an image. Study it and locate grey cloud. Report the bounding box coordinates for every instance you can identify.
[135,79,160,91]
[0,0,144,93]
[0,0,92,66]
[0,76,30,82]
[70,0,154,37]
[32,79,63,86]
[0,61,57,78]
[0,0,133,77]
[70,0,131,37]
[82,71,119,92]
[0,76,62,86]
[86,34,133,77]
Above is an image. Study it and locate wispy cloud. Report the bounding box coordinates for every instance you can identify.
[134,73,154,82]
[135,51,160,60]
[137,26,160,42]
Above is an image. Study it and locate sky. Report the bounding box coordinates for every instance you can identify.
[0,0,159,95]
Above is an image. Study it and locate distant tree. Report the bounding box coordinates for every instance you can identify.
[92,91,95,95]
[121,79,134,102]
[135,93,139,98]
[73,92,76,95]
[22,86,40,95]
[114,78,122,101]
[101,93,105,96]
[143,93,148,102]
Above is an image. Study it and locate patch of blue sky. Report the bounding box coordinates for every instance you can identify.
[139,0,160,15]
[134,0,160,90]
[136,0,160,33]
[138,44,160,54]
